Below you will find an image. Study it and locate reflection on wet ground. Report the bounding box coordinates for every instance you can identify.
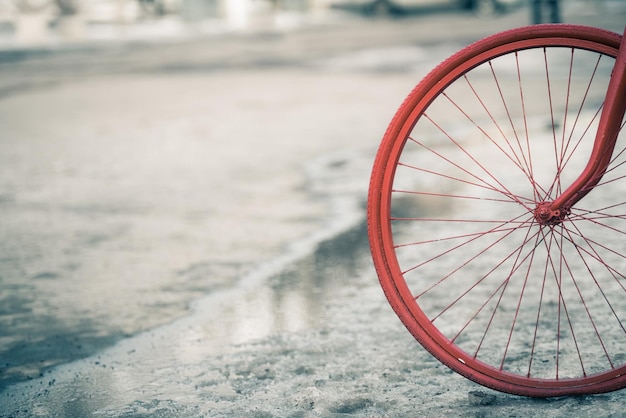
[189,218,369,352]
[0,211,369,396]
[0,68,379,393]
[0,216,373,416]
[0,139,374,399]
[0,281,125,392]
[269,220,368,330]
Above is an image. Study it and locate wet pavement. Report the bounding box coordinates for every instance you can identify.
[1,2,625,416]
[0,69,387,391]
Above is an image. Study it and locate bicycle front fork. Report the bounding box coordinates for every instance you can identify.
[536,26,626,225]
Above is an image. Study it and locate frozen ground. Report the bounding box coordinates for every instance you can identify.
[4,211,626,417]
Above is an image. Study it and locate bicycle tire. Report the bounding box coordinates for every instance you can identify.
[368,24,625,397]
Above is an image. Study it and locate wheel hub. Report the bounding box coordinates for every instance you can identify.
[534,202,568,225]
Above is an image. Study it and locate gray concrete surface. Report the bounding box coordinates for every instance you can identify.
[0,1,625,416]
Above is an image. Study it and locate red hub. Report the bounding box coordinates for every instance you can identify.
[534,202,568,225]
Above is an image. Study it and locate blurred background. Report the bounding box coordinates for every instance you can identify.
[0,0,619,46]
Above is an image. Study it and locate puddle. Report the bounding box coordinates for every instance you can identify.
[177,219,370,354]
[0,148,375,415]
[0,216,374,417]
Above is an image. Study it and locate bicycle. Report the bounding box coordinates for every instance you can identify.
[367,24,626,397]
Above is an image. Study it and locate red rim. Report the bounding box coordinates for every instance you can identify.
[369,24,625,397]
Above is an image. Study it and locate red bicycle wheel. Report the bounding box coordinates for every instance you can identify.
[368,24,626,397]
